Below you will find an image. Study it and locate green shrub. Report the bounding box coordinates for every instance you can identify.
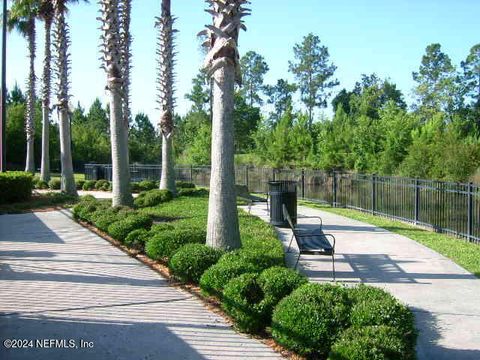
[1,172,34,203]
[176,181,195,189]
[48,178,61,190]
[271,283,351,358]
[150,223,175,234]
[222,267,307,334]
[131,182,141,193]
[124,229,150,250]
[178,188,208,197]
[36,180,49,189]
[82,180,96,191]
[138,180,157,191]
[169,244,224,283]
[32,175,40,186]
[95,179,109,190]
[134,189,173,208]
[199,258,259,297]
[257,266,307,319]
[107,214,153,241]
[101,181,111,191]
[349,291,416,353]
[328,326,408,360]
[145,227,206,260]
[72,196,103,221]
[76,180,85,190]
[94,213,121,231]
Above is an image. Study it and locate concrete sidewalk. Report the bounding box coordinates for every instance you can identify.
[247,204,480,360]
[0,211,282,360]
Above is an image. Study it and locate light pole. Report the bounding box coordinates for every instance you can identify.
[0,0,7,172]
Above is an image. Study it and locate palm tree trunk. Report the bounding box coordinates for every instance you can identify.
[207,64,241,250]
[159,133,175,191]
[109,80,132,206]
[25,17,35,174]
[40,17,52,182]
[54,1,76,195]
[99,0,133,207]
[157,0,176,194]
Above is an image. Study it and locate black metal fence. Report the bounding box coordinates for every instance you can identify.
[85,164,480,244]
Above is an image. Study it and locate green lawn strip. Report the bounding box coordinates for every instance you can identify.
[299,200,480,278]
[0,192,78,214]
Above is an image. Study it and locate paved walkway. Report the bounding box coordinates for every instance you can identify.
[0,210,282,360]
[247,204,480,360]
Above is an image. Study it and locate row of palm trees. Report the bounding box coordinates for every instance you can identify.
[10,0,249,250]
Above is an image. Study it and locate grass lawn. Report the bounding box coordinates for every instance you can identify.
[299,200,480,278]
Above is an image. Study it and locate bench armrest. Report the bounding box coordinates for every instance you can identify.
[297,215,322,228]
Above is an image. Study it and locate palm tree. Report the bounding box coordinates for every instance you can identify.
[199,0,250,250]
[38,0,54,182]
[99,0,132,206]
[119,0,131,128]
[157,0,176,193]
[8,0,37,174]
[52,0,77,195]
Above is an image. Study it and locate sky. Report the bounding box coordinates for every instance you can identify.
[6,0,480,125]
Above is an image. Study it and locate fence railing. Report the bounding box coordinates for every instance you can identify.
[84,164,480,244]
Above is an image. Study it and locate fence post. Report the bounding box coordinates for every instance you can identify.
[301,169,305,199]
[332,172,337,207]
[272,168,276,181]
[190,165,193,182]
[414,178,420,225]
[372,173,376,214]
[468,182,473,241]
[245,166,249,188]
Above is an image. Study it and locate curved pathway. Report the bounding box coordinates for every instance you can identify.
[247,204,480,360]
[0,210,282,360]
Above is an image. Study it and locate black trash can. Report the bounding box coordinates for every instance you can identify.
[269,180,297,227]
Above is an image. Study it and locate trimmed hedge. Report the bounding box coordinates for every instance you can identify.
[48,178,61,190]
[176,181,195,189]
[0,172,33,204]
[134,189,173,208]
[169,243,224,283]
[82,180,97,191]
[76,180,85,190]
[107,214,153,241]
[95,179,109,190]
[178,188,209,197]
[328,326,408,360]
[124,229,150,250]
[349,293,416,355]
[271,283,351,358]
[222,267,307,334]
[138,180,157,191]
[145,227,206,260]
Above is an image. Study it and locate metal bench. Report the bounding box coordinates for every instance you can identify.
[283,204,336,280]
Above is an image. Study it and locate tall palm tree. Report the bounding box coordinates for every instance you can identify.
[52,0,77,195]
[99,0,132,206]
[119,0,131,128]
[199,0,250,250]
[157,0,176,193]
[8,0,37,174]
[38,0,54,182]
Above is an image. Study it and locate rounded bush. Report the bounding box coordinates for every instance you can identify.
[150,223,175,234]
[0,172,33,203]
[258,266,307,318]
[130,182,141,193]
[101,181,111,191]
[124,229,150,250]
[199,259,259,297]
[48,178,61,190]
[36,180,49,189]
[76,180,85,190]
[178,188,209,197]
[176,181,196,189]
[347,284,395,304]
[138,180,157,191]
[223,273,266,333]
[144,189,173,207]
[95,179,109,190]
[169,243,224,283]
[328,326,407,360]
[349,296,416,352]
[107,214,153,241]
[82,180,97,191]
[271,283,351,357]
[222,267,307,334]
[145,227,206,260]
